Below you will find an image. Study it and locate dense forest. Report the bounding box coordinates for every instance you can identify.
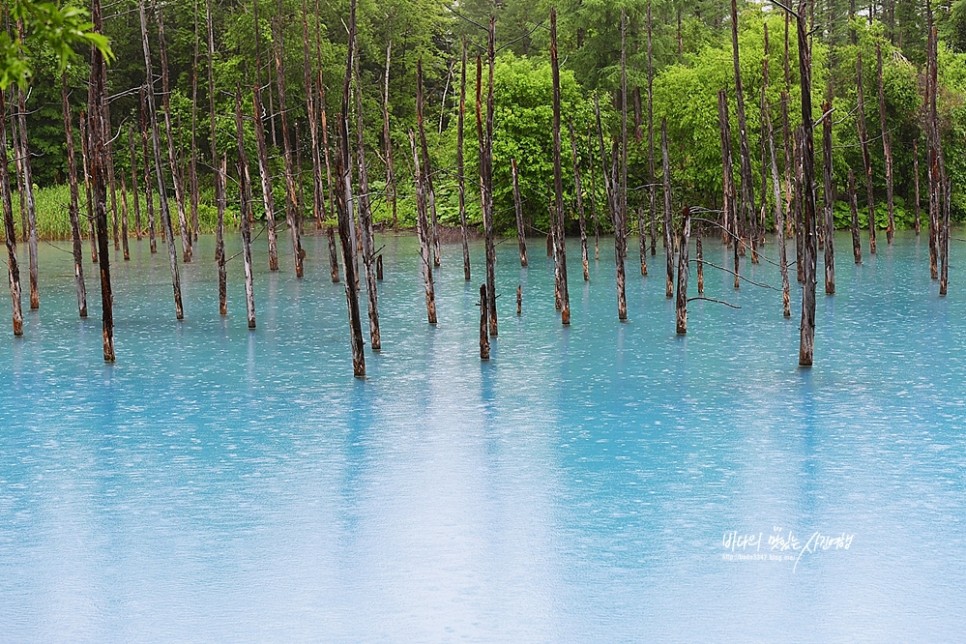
[4,0,966,235]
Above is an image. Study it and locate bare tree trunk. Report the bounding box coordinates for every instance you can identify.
[128,125,142,239]
[717,90,738,249]
[252,87,280,271]
[411,132,437,324]
[478,21,498,337]
[382,42,398,229]
[154,0,192,263]
[696,232,704,295]
[90,0,115,361]
[272,1,304,279]
[848,169,862,264]
[479,284,490,360]
[613,10,628,320]
[876,43,895,245]
[0,91,23,335]
[233,88,257,329]
[138,86,156,253]
[822,99,835,295]
[207,0,226,316]
[62,74,88,318]
[511,158,528,267]
[794,2,817,367]
[417,61,441,269]
[855,50,877,255]
[662,120,674,299]
[730,0,757,262]
[568,121,590,281]
[300,0,324,231]
[14,87,39,309]
[551,8,570,325]
[318,73,341,283]
[765,86,790,317]
[646,1,657,258]
[120,177,131,261]
[80,112,97,264]
[913,135,921,236]
[675,207,691,334]
[189,3,201,243]
[139,0,184,319]
[355,53,381,351]
[106,139,119,253]
[587,127,601,260]
[457,40,471,281]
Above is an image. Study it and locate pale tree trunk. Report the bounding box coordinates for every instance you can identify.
[0,91,24,335]
[62,74,88,317]
[550,8,570,325]
[233,88,257,329]
[457,40,471,281]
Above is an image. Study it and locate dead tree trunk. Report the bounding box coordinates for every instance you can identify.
[731,0,757,262]
[613,10,628,321]
[587,127,601,260]
[551,8,570,325]
[511,158,528,267]
[106,137,119,253]
[457,40,471,281]
[233,88,257,329]
[0,91,23,335]
[646,0,657,257]
[717,90,738,249]
[207,0,226,316]
[411,131,437,325]
[696,229,705,294]
[381,42,398,229]
[848,169,862,264]
[479,284,490,360]
[478,22,498,336]
[189,6,201,243]
[90,0,115,361]
[128,125,142,239]
[251,87,279,271]
[62,74,88,318]
[822,99,835,295]
[272,2,304,279]
[14,87,39,310]
[913,135,921,236]
[764,83,790,317]
[675,207,691,334]
[355,54,381,351]
[80,112,98,263]
[138,86,156,253]
[876,43,895,245]
[661,120,674,298]
[855,50,877,255]
[416,61,441,269]
[139,0,184,319]
[120,177,131,261]
[154,0,192,263]
[301,0,325,231]
[568,121,590,281]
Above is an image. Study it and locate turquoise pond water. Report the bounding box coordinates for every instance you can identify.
[1,231,965,641]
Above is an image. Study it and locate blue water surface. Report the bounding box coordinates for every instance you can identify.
[1,231,964,642]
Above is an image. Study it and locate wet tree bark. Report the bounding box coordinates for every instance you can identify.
[765,84,791,317]
[272,1,304,279]
[120,178,131,261]
[318,75,341,283]
[675,207,691,335]
[511,158,528,267]
[479,22,498,336]
[189,8,201,243]
[233,88,257,329]
[411,131,437,325]
[138,86,156,254]
[79,112,99,263]
[301,0,325,231]
[551,8,570,325]
[876,43,895,245]
[128,125,142,239]
[90,0,115,361]
[822,100,835,295]
[251,87,279,271]
[855,49,877,255]
[479,284,490,360]
[139,0,184,320]
[62,75,88,318]
[717,90,738,249]
[913,136,921,236]
[416,62,442,269]
[662,120,674,299]
[207,0,226,316]
[106,138,119,253]
[586,127,601,260]
[0,91,23,335]
[15,87,39,310]
[568,121,590,281]
[154,0,192,263]
[516,284,522,316]
[848,169,862,264]
[614,10,628,321]
[696,229,705,295]
[646,0,657,257]
[731,0,757,262]
[355,53,381,351]
[457,40,471,282]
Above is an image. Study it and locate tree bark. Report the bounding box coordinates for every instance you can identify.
[382,42,398,229]
[568,121,590,281]
[848,169,862,264]
[233,88,257,329]
[138,86,157,253]
[62,74,88,318]
[139,0,183,319]
[675,207,691,335]
[301,0,325,231]
[417,61,442,269]
[912,135,921,236]
[855,50,877,255]
[550,8,570,325]
[822,99,835,295]
[79,112,99,263]
[646,1,657,258]
[252,86,280,271]
[128,125,142,239]
[662,120,674,299]
[411,131,437,325]
[717,89,738,248]
[318,72,341,283]
[14,87,39,309]
[479,284,490,360]
[457,40,471,282]
[731,0,757,262]
[794,2,817,368]
[207,0,226,316]
[876,43,895,245]
[766,88,791,317]
[355,53,381,351]
[511,158,528,267]
[479,22,498,336]
[0,91,23,336]
[120,177,131,261]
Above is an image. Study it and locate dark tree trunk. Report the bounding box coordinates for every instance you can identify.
[479,284,490,360]
[848,169,862,264]
[138,86,157,253]
[15,87,39,310]
[189,9,201,243]
[551,8,570,325]
[0,91,24,335]
[794,3,817,367]
[731,0,757,262]
[139,0,183,319]
[301,0,325,231]
[207,0,226,316]
[410,131,437,325]
[478,21,498,337]
[675,207,691,335]
[252,87,280,271]
[568,121,590,281]
[457,40,471,282]
[355,53,381,351]
[90,0,115,361]
[511,158,528,267]
[913,135,921,236]
[646,1,657,258]
[128,125,142,239]
[855,50,877,255]
[417,71,442,270]
[717,90,738,248]
[62,74,88,318]
[696,232,704,295]
[586,127,601,260]
[120,177,131,261]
